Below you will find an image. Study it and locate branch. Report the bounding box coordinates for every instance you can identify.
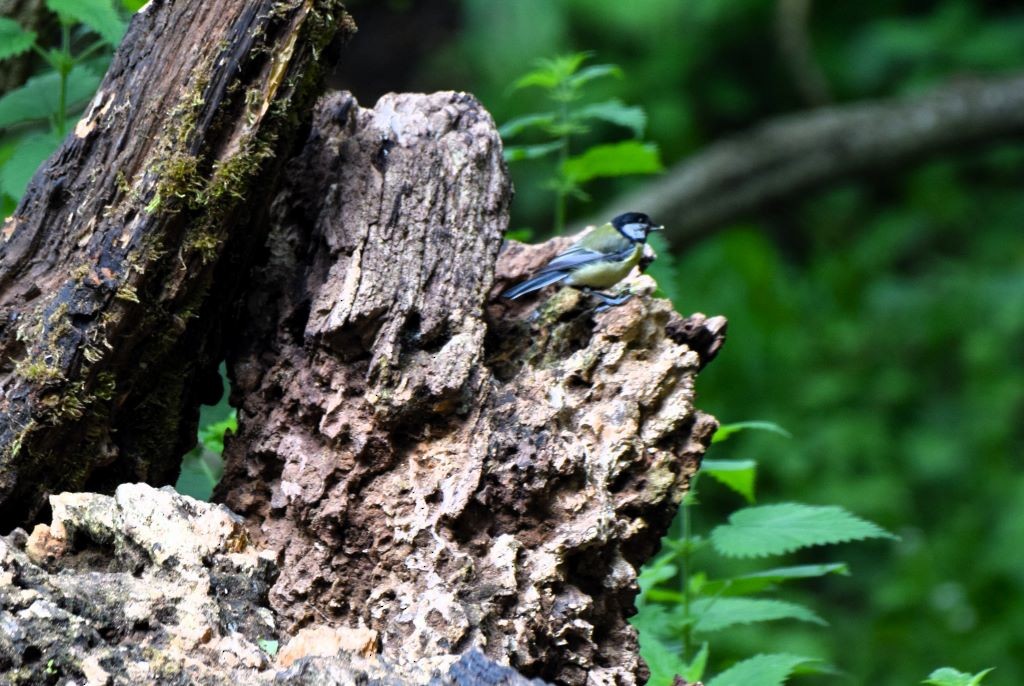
[583,72,1024,246]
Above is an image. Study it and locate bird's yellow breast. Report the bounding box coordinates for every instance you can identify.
[564,244,642,289]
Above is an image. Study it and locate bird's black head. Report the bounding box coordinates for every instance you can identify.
[612,212,662,242]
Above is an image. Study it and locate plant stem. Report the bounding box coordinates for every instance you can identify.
[554,96,570,234]
[679,475,696,661]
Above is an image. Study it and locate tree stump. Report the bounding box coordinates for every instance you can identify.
[218,90,725,685]
[0,3,725,682]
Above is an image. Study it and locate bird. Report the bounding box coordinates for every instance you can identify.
[502,211,664,310]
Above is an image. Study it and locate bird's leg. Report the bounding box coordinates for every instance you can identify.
[587,288,633,312]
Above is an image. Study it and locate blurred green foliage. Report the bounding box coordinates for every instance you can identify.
[0,0,133,215]
[410,0,1024,683]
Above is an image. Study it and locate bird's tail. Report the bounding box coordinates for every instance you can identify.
[502,271,568,299]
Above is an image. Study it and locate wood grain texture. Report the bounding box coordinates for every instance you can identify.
[0,0,354,525]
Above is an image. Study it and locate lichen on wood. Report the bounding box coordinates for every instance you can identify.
[218,90,725,685]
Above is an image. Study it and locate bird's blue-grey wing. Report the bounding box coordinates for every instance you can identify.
[538,246,634,274]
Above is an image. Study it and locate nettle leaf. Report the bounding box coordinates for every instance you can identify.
[561,140,662,184]
[573,99,646,137]
[0,65,103,128]
[712,503,898,558]
[499,112,557,139]
[503,141,562,163]
[0,18,37,61]
[0,131,60,197]
[924,667,995,686]
[707,654,819,686]
[691,597,826,633]
[701,459,757,503]
[638,634,688,686]
[701,563,849,596]
[568,63,623,90]
[46,0,125,46]
[713,420,792,443]
[637,559,677,593]
[510,53,591,92]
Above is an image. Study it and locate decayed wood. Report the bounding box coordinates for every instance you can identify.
[0,0,355,526]
[218,90,724,685]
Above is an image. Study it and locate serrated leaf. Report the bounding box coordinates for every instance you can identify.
[0,131,60,197]
[503,141,562,162]
[568,63,623,90]
[573,99,646,137]
[712,420,792,443]
[0,65,103,128]
[561,140,662,184]
[46,0,126,46]
[637,560,677,593]
[702,459,757,503]
[924,667,995,686]
[711,503,898,558]
[692,597,826,633]
[701,563,850,596]
[499,112,557,139]
[707,654,819,686]
[0,18,37,61]
[637,633,689,686]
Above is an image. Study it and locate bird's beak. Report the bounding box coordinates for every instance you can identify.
[652,224,665,232]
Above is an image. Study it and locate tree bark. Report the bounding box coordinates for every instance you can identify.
[584,72,1024,246]
[0,3,725,682]
[217,90,724,685]
[0,0,354,526]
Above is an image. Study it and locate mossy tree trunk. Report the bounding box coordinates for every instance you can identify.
[0,0,355,526]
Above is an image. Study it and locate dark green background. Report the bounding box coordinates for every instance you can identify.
[338,0,1024,683]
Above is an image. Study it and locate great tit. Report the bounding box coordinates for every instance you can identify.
[503,212,664,309]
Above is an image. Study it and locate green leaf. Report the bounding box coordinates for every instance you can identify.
[45,0,126,46]
[707,654,819,686]
[122,0,149,10]
[711,503,898,558]
[503,141,562,162]
[568,63,624,90]
[700,563,850,596]
[0,131,60,198]
[683,642,709,683]
[573,99,646,137]
[701,459,757,503]
[0,65,103,128]
[175,447,224,501]
[924,667,995,686]
[0,18,37,61]
[561,140,662,184]
[199,412,237,454]
[499,112,557,139]
[510,53,591,92]
[712,420,792,443]
[638,560,678,593]
[691,597,826,633]
[637,634,689,686]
